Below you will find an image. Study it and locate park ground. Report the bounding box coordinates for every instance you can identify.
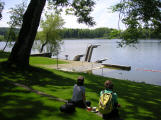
[0,51,161,120]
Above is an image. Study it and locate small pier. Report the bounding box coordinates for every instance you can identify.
[102,64,131,71]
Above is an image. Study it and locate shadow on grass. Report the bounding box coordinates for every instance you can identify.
[0,51,10,58]
[1,61,161,120]
[0,80,59,120]
[77,73,161,120]
[0,62,75,87]
[0,62,77,120]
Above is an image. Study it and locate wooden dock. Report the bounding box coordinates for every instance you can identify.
[31,53,52,58]
[102,64,131,71]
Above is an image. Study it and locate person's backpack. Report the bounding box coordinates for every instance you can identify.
[60,102,75,113]
[98,90,113,114]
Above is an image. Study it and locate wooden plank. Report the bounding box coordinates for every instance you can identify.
[102,64,131,71]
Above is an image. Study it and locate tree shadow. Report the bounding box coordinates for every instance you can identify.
[0,62,77,120]
[79,72,161,120]
[1,62,161,120]
[0,80,58,120]
[0,62,76,87]
[0,51,10,58]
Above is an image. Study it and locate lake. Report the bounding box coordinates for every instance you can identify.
[1,39,161,86]
[58,39,161,86]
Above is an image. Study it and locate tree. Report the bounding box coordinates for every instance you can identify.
[0,35,4,41]
[112,0,161,46]
[8,1,27,28]
[3,1,27,51]
[108,29,121,39]
[8,0,95,67]
[8,0,160,66]
[0,0,4,20]
[37,13,64,54]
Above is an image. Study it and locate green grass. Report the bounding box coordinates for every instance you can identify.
[0,51,10,58]
[29,57,67,65]
[0,64,102,120]
[0,51,10,62]
[0,54,161,120]
[0,51,67,65]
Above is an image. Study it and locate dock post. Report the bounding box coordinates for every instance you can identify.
[87,45,100,62]
[84,45,92,61]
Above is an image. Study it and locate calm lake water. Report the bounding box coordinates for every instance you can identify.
[59,39,161,86]
[1,39,161,86]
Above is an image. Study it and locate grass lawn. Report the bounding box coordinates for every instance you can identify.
[0,51,10,62]
[29,57,67,65]
[0,51,161,120]
[0,51,67,65]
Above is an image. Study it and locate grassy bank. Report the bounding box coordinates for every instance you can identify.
[0,51,10,62]
[0,51,67,65]
[0,53,161,120]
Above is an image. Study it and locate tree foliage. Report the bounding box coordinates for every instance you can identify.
[8,0,96,66]
[112,0,161,46]
[49,0,95,26]
[36,13,64,54]
[8,1,27,27]
[8,0,46,66]
[0,27,19,37]
[0,35,4,41]
[59,27,121,39]
[0,0,4,20]
[2,1,27,51]
[7,0,161,66]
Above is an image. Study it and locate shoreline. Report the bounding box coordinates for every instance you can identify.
[41,59,161,87]
[41,59,104,72]
[39,59,161,87]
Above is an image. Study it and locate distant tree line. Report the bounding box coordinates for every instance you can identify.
[59,27,121,39]
[0,27,20,41]
[0,27,161,41]
[0,1,4,20]
[136,27,161,39]
[0,27,19,36]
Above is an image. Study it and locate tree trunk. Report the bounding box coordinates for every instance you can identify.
[8,0,46,67]
[3,27,13,51]
[40,41,48,53]
[3,41,8,51]
[40,33,49,53]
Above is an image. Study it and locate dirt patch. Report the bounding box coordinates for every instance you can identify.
[40,60,103,72]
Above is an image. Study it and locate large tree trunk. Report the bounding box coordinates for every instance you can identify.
[8,0,46,67]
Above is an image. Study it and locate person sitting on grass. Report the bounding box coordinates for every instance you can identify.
[100,80,120,119]
[71,76,91,108]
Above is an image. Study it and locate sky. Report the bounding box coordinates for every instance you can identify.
[0,0,125,30]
